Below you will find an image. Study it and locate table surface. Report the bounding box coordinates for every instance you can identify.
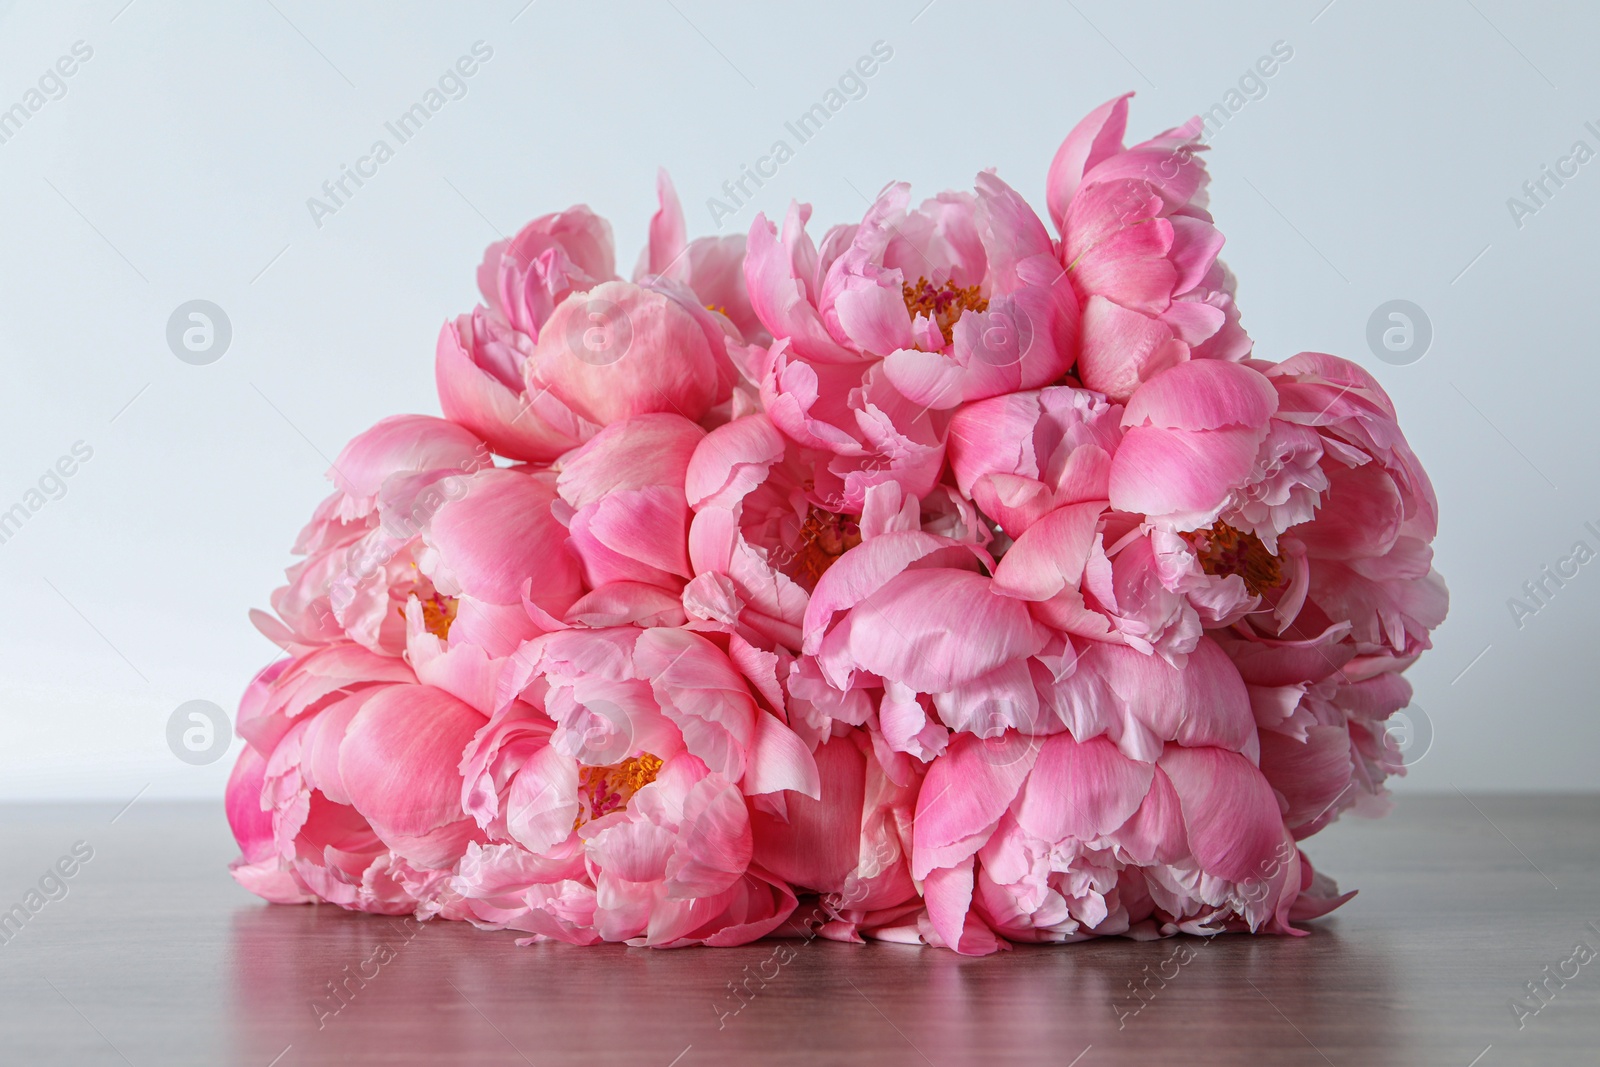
[0,795,1595,1067]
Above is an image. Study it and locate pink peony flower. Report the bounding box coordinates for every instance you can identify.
[437,193,746,463]
[745,336,946,514]
[741,169,1080,513]
[435,206,616,461]
[636,169,768,347]
[1089,351,1443,664]
[445,624,817,945]
[410,465,584,658]
[554,412,704,598]
[1258,352,1445,655]
[947,384,1123,538]
[227,649,487,915]
[682,413,991,658]
[1046,93,1250,401]
[253,414,492,657]
[746,177,1075,396]
[910,731,1325,955]
[682,413,818,651]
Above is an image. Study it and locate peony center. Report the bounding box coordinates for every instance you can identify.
[1184,522,1283,596]
[397,581,459,641]
[902,276,988,343]
[782,506,863,590]
[575,753,664,830]
[419,593,458,639]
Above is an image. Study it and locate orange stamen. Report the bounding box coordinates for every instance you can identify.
[901,276,988,344]
[782,507,863,590]
[1183,522,1284,596]
[574,753,664,830]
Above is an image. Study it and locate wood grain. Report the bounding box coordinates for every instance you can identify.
[0,795,1595,1066]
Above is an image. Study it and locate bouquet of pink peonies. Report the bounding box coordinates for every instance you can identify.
[227,94,1446,954]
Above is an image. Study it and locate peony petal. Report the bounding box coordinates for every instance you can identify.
[1045,92,1133,232]
[844,569,1048,694]
[639,169,688,280]
[340,684,487,869]
[425,467,580,608]
[922,858,1006,955]
[506,742,580,854]
[1108,423,1263,527]
[436,317,588,463]
[1158,745,1285,883]
[743,712,822,799]
[684,414,786,510]
[745,207,859,364]
[1113,765,1188,865]
[1016,733,1155,843]
[751,735,866,891]
[1123,358,1278,431]
[1077,294,1187,402]
[911,732,1036,879]
[991,501,1106,601]
[665,776,755,898]
[1260,724,1355,837]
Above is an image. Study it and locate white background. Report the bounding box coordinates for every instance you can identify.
[0,0,1593,799]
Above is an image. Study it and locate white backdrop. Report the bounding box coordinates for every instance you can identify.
[1,0,1594,798]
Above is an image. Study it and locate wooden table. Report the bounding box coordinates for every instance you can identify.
[0,796,1595,1065]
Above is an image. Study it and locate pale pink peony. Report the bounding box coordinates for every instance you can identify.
[746,177,1075,396]
[438,279,735,463]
